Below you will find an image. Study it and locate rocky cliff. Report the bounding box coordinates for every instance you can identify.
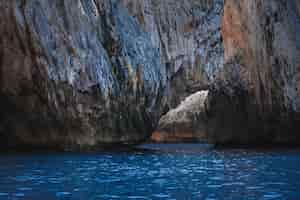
[2,0,298,149]
[122,0,224,107]
[0,0,224,150]
[0,0,168,150]
[206,0,300,145]
[151,0,300,145]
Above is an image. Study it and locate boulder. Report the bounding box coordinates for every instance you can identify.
[152,90,209,143]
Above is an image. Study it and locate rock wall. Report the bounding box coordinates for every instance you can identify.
[206,0,300,145]
[3,0,299,148]
[0,0,167,150]
[122,0,224,107]
[0,0,224,150]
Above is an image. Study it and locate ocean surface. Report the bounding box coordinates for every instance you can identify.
[0,144,300,200]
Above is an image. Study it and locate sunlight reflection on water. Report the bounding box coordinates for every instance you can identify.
[0,144,299,199]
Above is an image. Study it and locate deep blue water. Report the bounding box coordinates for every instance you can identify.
[0,144,300,200]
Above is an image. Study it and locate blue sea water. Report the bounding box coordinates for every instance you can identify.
[0,144,300,200]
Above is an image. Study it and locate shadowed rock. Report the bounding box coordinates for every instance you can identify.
[0,0,224,150]
[0,0,166,150]
[122,0,224,108]
[206,0,300,145]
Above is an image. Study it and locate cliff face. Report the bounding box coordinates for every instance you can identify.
[0,0,167,149]
[3,0,298,148]
[206,0,300,145]
[122,0,224,107]
[0,0,224,150]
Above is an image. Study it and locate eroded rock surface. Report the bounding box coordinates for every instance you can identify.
[152,90,209,143]
[206,0,300,145]
[5,0,298,148]
[122,0,224,107]
[0,0,224,150]
[0,0,167,150]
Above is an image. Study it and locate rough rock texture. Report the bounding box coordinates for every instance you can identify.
[0,0,224,150]
[0,0,167,150]
[206,0,300,145]
[121,0,224,107]
[151,90,209,143]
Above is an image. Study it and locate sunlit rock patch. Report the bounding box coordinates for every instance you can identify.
[151,90,209,143]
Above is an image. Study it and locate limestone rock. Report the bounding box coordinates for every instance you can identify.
[0,0,166,150]
[0,0,225,150]
[206,0,300,145]
[152,90,209,143]
[121,0,224,107]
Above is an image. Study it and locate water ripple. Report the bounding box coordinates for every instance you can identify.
[0,146,299,199]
